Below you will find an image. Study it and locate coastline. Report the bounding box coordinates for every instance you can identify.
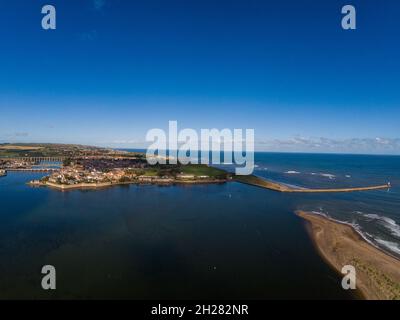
[28,179,227,191]
[296,210,400,300]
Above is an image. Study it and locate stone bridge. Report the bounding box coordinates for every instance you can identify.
[0,157,66,162]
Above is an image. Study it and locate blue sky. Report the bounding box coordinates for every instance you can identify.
[0,0,399,153]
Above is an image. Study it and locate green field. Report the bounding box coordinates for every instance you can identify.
[138,164,229,179]
[178,164,228,177]
[0,143,139,159]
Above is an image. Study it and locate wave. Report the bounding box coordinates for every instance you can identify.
[310,172,336,179]
[306,210,400,257]
[255,166,268,171]
[309,211,377,245]
[319,173,335,179]
[357,212,400,238]
[375,239,400,255]
[285,171,336,179]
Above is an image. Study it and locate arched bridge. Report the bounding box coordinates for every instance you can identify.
[0,157,67,162]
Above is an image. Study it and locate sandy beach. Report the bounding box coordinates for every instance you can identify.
[296,210,400,300]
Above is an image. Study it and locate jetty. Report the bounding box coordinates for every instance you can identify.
[234,175,391,193]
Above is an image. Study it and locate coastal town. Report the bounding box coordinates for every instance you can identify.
[0,158,40,171]
[0,144,390,192]
[0,144,229,189]
[29,157,229,190]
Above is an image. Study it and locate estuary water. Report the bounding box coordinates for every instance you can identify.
[0,152,399,299]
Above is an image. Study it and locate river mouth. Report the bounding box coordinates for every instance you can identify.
[0,171,351,299]
[0,152,399,299]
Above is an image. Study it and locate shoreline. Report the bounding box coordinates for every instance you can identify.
[296,210,400,300]
[28,179,227,191]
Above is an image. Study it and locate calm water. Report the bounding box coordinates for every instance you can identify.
[1,152,399,299]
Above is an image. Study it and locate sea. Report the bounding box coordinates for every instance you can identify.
[0,152,399,299]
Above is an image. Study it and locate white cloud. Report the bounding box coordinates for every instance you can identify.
[256,137,400,154]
